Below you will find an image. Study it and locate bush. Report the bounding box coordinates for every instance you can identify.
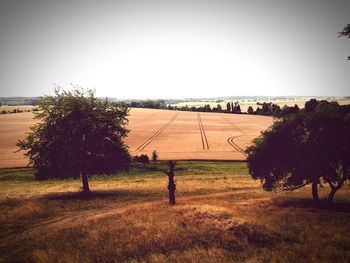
[134,154,150,164]
[152,150,158,162]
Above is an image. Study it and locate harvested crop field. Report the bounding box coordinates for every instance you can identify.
[126,109,273,161]
[0,109,273,168]
[0,112,37,168]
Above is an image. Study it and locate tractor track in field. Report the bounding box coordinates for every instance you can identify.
[227,136,247,156]
[220,116,247,156]
[136,112,179,151]
[220,115,247,135]
[197,112,209,150]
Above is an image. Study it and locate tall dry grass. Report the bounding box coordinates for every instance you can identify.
[1,162,350,262]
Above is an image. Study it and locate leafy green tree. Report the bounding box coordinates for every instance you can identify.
[235,104,241,114]
[17,88,131,195]
[246,100,350,204]
[247,106,254,114]
[134,154,150,164]
[226,102,231,112]
[338,24,350,60]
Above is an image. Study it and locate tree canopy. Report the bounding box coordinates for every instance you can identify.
[339,23,350,60]
[17,88,131,194]
[246,100,350,204]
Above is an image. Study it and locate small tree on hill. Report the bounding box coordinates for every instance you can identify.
[17,88,131,195]
[246,100,350,204]
[247,106,254,114]
[152,150,158,162]
[226,102,231,112]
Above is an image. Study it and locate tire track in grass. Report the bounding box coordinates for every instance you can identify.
[197,112,209,150]
[137,112,179,151]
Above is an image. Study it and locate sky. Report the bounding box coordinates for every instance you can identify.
[0,0,349,99]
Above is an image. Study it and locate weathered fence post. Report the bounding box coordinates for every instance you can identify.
[167,161,176,205]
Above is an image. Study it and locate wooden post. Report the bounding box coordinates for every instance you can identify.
[167,161,176,205]
[81,170,90,195]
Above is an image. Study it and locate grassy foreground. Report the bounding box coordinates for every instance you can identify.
[1,161,350,262]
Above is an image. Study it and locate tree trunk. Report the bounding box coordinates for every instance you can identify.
[81,170,90,195]
[167,161,176,205]
[327,188,337,204]
[325,169,347,205]
[312,181,320,203]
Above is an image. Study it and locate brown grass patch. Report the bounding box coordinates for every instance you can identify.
[1,165,350,262]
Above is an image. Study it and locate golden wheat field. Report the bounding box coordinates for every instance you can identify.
[0,109,273,168]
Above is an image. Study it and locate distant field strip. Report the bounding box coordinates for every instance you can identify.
[0,109,276,167]
[136,112,179,151]
[197,112,209,150]
[227,136,247,156]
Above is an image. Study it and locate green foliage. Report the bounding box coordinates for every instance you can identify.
[226,102,231,112]
[17,88,131,180]
[247,106,254,114]
[133,154,150,164]
[339,24,350,60]
[339,24,350,38]
[246,100,350,203]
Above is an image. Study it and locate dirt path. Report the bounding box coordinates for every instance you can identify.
[9,188,260,245]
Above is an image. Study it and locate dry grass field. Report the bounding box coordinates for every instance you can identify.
[0,109,273,168]
[1,162,350,262]
[0,112,37,168]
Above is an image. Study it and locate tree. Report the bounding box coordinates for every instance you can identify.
[226,102,231,113]
[338,24,350,60]
[161,161,177,205]
[279,104,300,117]
[305,98,318,112]
[17,88,131,195]
[151,150,158,162]
[246,100,350,204]
[235,104,241,114]
[247,106,254,114]
[134,154,150,164]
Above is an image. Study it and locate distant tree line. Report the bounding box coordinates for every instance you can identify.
[112,98,307,117]
[251,102,301,117]
[112,99,168,110]
[1,107,39,114]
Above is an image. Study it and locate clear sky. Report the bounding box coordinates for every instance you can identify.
[0,0,349,99]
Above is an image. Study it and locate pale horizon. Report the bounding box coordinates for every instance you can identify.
[0,0,349,99]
